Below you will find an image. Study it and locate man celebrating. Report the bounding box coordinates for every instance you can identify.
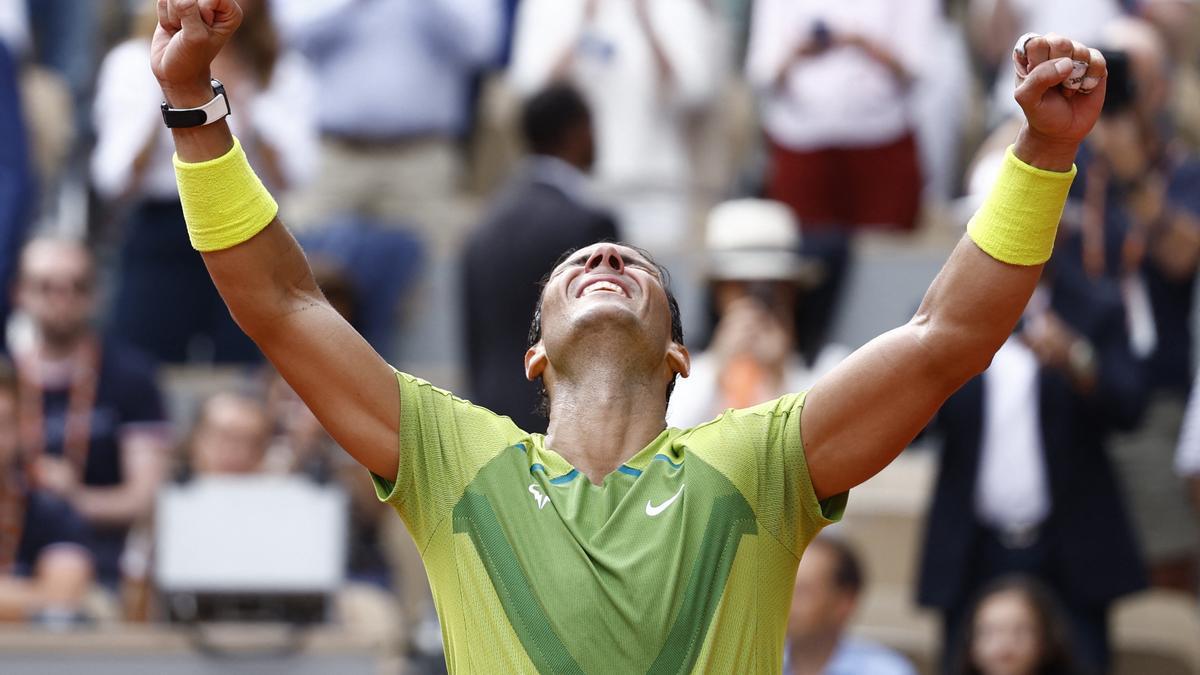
[152,1,1105,671]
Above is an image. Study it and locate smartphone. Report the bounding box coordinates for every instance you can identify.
[811,20,832,52]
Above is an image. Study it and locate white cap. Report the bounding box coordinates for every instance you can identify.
[705,199,818,283]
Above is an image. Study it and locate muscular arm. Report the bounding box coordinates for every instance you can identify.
[800,34,1106,500]
[155,0,399,480]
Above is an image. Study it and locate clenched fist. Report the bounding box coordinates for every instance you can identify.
[152,0,243,107]
[1010,33,1108,171]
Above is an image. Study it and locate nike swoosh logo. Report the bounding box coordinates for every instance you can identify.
[646,484,685,517]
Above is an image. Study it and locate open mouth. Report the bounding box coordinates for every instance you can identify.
[578,279,630,298]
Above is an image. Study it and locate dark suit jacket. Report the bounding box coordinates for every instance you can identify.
[917,262,1148,610]
[462,163,618,433]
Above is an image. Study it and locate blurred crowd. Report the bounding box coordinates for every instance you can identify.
[2,0,1200,673]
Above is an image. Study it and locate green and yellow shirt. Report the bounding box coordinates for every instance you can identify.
[371,372,846,673]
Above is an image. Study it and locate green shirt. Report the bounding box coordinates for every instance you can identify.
[372,371,846,673]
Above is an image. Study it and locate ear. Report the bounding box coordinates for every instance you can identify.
[667,342,690,379]
[524,342,548,381]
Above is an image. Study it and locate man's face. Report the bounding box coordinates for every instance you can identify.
[532,243,678,371]
[787,545,852,642]
[191,396,272,476]
[16,241,96,346]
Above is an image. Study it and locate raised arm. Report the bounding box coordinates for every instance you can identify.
[152,0,399,479]
[801,34,1107,500]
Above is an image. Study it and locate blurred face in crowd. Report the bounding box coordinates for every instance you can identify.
[787,542,854,643]
[969,590,1045,675]
[16,239,97,349]
[191,393,272,476]
[527,243,687,402]
[712,279,797,319]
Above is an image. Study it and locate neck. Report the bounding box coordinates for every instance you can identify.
[788,632,841,675]
[544,350,670,485]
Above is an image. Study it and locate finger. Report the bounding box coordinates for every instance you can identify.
[1012,32,1039,78]
[157,0,170,28]
[198,0,216,26]
[1024,35,1052,71]
[1061,40,1091,91]
[166,0,180,29]
[175,0,207,34]
[1080,47,1107,95]
[1015,57,1076,109]
[1043,32,1074,61]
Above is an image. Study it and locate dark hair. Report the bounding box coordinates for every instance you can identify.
[521,83,591,156]
[809,536,864,595]
[953,575,1082,675]
[527,244,684,419]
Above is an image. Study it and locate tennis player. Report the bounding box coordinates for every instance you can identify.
[151,1,1104,671]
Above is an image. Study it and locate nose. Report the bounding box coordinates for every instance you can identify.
[583,246,625,274]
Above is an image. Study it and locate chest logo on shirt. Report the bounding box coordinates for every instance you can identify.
[645,483,684,517]
[528,483,550,510]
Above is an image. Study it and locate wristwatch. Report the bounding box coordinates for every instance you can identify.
[161,79,231,128]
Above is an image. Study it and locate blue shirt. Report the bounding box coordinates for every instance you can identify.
[278,0,502,138]
[825,637,917,675]
[784,636,917,675]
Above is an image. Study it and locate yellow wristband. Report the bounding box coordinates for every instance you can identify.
[966,145,1076,266]
[173,136,278,252]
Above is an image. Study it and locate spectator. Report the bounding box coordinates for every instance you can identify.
[462,83,618,433]
[10,237,170,590]
[667,199,847,428]
[746,0,935,365]
[1076,17,1200,593]
[0,356,95,623]
[917,246,1147,673]
[952,575,1083,675]
[785,535,915,675]
[509,0,721,255]
[275,0,501,242]
[185,392,272,477]
[91,2,315,363]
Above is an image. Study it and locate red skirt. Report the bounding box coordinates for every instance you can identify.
[766,132,922,232]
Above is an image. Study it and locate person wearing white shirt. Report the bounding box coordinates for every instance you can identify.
[91,3,317,364]
[747,0,934,232]
[509,0,722,254]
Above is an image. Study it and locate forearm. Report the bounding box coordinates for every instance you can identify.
[917,127,1076,370]
[71,484,155,526]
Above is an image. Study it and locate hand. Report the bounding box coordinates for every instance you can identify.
[1011,33,1107,171]
[33,457,79,501]
[711,298,791,374]
[1020,310,1073,368]
[151,0,244,106]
